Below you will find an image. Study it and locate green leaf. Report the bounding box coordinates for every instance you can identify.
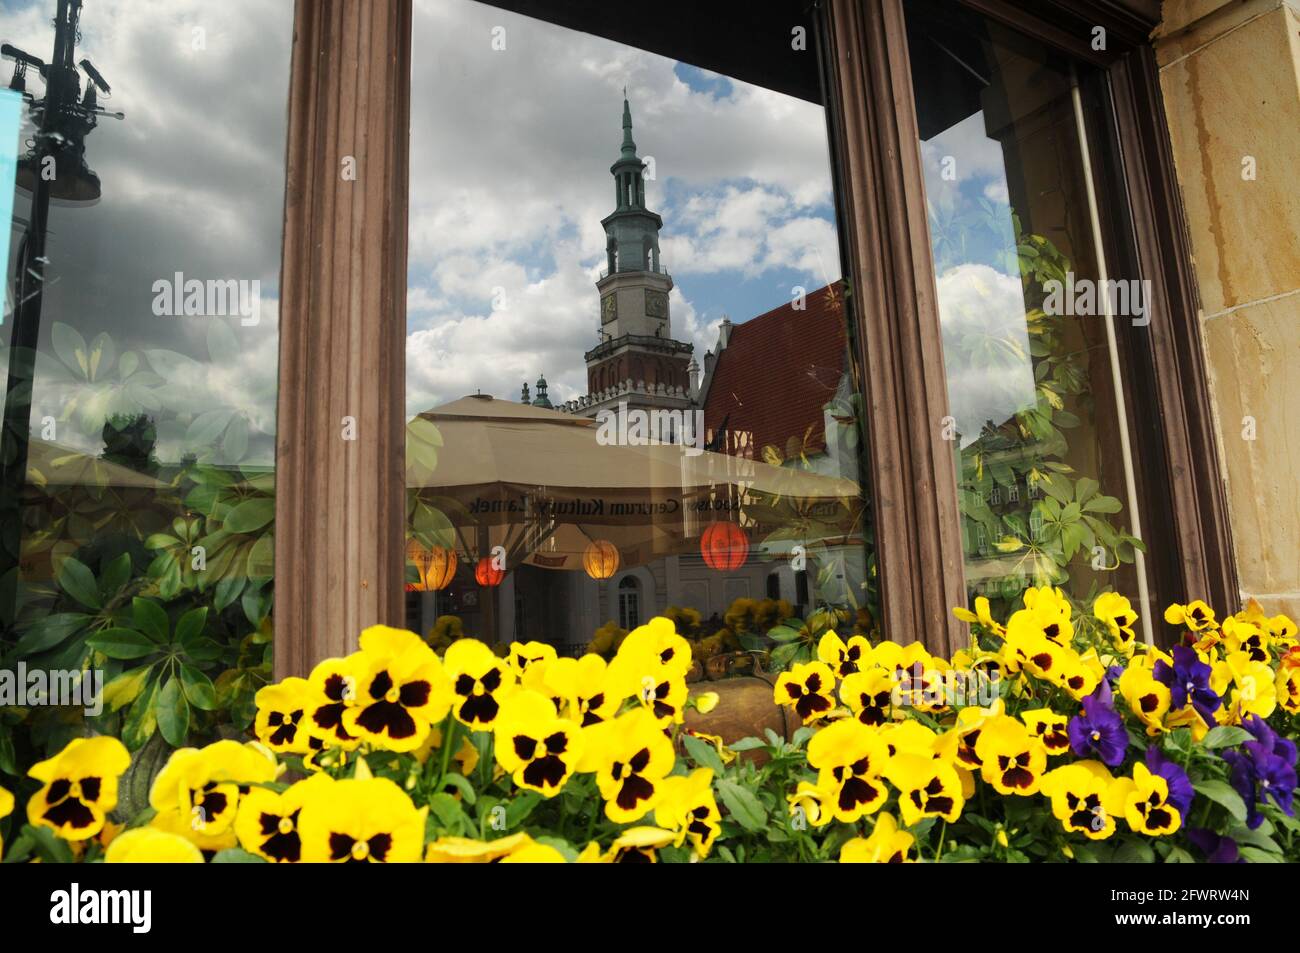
[716,778,768,832]
[1193,779,1248,823]
[506,790,543,828]
[439,773,477,806]
[12,612,92,655]
[156,676,191,747]
[87,627,160,660]
[121,671,160,750]
[56,556,101,609]
[1237,846,1284,863]
[1113,838,1154,863]
[1202,726,1253,749]
[727,737,765,752]
[682,734,725,774]
[211,848,267,863]
[174,607,209,649]
[222,498,275,534]
[179,663,218,711]
[99,552,132,596]
[132,597,169,643]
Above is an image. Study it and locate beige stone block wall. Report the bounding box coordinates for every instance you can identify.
[1156,0,1300,617]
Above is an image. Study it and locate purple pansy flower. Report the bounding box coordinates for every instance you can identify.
[1068,686,1128,767]
[1186,828,1241,864]
[1222,715,1297,829]
[1152,645,1221,724]
[1145,746,1194,817]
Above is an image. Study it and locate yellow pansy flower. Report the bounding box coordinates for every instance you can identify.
[148,740,278,851]
[580,708,675,824]
[1164,600,1217,632]
[342,626,452,751]
[444,638,517,730]
[773,661,837,723]
[493,690,583,797]
[506,640,557,678]
[235,773,334,863]
[806,719,889,822]
[253,677,314,755]
[839,812,913,863]
[885,752,964,826]
[1093,592,1138,655]
[654,768,722,858]
[27,736,131,841]
[1041,761,1120,840]
[817,630,873,678]
[104,827,204,863]
[1109,762,1181,836]
[298,777,425,863]
[974,715,1047,796]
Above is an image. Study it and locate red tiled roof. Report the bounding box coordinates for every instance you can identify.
[702,282,848,460]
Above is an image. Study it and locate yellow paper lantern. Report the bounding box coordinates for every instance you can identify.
[583,539,621,580]
[407,539,457,591]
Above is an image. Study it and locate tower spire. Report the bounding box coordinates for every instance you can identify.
[621,91,637,158]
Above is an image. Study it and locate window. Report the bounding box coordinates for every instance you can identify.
[401,0,875,654]
[617,576,640,631]
[0,0,292,752]
[904,0,1155,639]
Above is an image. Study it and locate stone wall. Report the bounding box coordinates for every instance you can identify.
[1155,0,1300,616]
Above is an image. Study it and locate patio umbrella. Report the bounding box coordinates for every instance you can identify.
[407,394,863,572]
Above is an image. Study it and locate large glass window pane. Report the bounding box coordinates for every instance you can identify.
[405,0,875,666]
[0,0,292,776]
[904,0,1152,636]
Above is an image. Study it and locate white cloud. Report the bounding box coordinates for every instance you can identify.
[933,263,1037,447]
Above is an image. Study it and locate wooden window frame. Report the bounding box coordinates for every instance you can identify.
[273,0,1236,674]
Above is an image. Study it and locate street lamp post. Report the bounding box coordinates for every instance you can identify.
[0,0,120,631]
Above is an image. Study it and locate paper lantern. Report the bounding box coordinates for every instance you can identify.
[700,521,749,571]
[583,539,621,580]
[406,540,458,592]
[475,556,506,587]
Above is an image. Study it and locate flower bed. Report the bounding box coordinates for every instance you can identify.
[1,588,1296,863]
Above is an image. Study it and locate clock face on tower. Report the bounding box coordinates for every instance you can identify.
[646,290,668,319]
[601,293,618,324]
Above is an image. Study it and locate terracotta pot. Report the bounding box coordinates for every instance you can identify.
[685,670,800,764]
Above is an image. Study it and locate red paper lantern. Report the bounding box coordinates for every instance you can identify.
[475,556,506,587]
[700,521,749,571]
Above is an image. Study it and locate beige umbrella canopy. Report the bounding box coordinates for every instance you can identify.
[407,394,862,571]
[26,438,169,489]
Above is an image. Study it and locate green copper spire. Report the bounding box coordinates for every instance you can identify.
[621,89,637,158]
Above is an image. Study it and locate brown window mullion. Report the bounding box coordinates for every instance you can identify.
[274,0,412,678]
[823,0,967,656]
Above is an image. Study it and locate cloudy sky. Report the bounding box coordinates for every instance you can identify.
[917,110,1038,448]
[1,0,292,465]
[0,0,841,466]
[405,0,840,416]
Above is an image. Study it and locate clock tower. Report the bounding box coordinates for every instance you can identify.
[579,95,693,416]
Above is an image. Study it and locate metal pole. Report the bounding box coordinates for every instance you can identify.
[0,0,78,629]
[1070,67,1156,648]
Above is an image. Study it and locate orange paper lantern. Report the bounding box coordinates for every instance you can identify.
[583,539,621,580]
[407,539,458,591]
[700,521,749,571]
[475,556,506,587]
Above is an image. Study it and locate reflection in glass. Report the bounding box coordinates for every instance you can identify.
[405,1,874,669]
[0,0,291,764]
[905,0,1149,631]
